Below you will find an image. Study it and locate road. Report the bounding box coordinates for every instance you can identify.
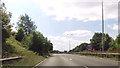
[34,54,119,68]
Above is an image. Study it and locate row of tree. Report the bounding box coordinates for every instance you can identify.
[14,14,53,55]
[1,3,14,57]
[1,3,53,57]
[70,33,120,52]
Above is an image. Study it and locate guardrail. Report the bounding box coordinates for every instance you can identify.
[0,57,22,62]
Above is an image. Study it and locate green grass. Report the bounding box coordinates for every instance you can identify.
[79,53,119,61]
[2,36,46,68]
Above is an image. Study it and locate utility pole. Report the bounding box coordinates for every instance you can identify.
[67,34,73,52]
[67,34,70,52]
[102,0,104,53]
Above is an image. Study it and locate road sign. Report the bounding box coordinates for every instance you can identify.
[86,45,92,51]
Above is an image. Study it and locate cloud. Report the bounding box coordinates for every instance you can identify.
[107,24,118,30]
[10,14,20,31]
[64,30,92,37]
[44,30,93,51]
[44,35,86,51]
[35,0,118,21]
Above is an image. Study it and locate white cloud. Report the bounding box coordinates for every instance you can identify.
[35,0,118,21]
[64,30,92,37]
[107,24,118,30]
[44,35,86,51]
[10,14,20,31]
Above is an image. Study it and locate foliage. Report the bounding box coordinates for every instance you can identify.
[15,27,25,42]
[64,50,67,53]
[21,34,33,49]
[11,31,16,36]
[2,42,15,58]
[79,43,88,51]
[71,33,117,52]
[90,33,103,51]
[103,34,115,51]
[71,43,88,52]
[115,34,120,49]
[17,14,37,35]
[90,33,115,51]
[29,31,53,55]
[1,9,12,43]
[52,50,60,53]
[16,14,53,55]
[1,2,52,67]
[2,36,45,67]
[1,3,13,58]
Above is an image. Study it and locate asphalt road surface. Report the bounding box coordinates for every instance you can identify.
[34,54,119,68]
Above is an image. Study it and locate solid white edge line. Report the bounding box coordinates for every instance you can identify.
[32,58,47,68]
[83,65,88,68]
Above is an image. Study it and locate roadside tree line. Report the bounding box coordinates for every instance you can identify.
[70,33,120,52]
[1,4,53,57]
[14,14,53,55]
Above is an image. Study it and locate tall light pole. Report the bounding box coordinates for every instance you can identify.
[67,34,73,52]
[102,0,104,52]
[69,37,70,52]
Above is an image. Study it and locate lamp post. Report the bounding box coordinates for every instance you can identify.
[67,34,70,52]
[102,0,104,53]
[67,34,73,52]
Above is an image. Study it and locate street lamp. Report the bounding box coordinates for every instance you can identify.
[67,34,73,52]
[102,0,104,53]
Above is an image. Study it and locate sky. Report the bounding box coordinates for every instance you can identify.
[2,0,119,51]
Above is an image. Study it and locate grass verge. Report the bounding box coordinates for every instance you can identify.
[78,53,119,61]
[2,36,46,68]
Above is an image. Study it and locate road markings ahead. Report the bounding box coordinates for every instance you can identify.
[83,65,88,68]
[33,59,47,68]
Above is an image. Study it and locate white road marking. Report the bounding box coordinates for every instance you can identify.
[33,58,47,68]
[83,65,88,68]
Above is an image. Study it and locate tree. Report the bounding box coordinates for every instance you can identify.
[52,50,60,53]
[79,43,88,51]
[11,31,16,36]
[17,14,37,35]
[90,33,103,51]
[49,43,53,52]
[29,31,53,55]
[1,2,14,58]
[71,43,88,52]
[0,2,12,43]
[15,27,25,42]
[29,31,44,55]
[72,46,80,52]
[64,50,67,53]
[21,33,33,49]
[103,34,115,51]
[115,34,120,49]
[90,33,115,51]
[1,7,12,43]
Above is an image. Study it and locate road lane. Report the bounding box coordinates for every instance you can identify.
[34,54,119,68]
